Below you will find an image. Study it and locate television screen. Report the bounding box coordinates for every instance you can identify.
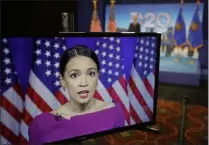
[1,33,160,145]
[105,3,204,33]
[104,3,204,77]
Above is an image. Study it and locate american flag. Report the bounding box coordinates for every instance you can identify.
[0,38,24,145]
[19,37,69,144]
[107,5,117,32]
[93,37,130,125]
[128,37,157,125]
[90,10,102,32]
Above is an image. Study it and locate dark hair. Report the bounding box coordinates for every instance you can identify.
[59,45,100,77]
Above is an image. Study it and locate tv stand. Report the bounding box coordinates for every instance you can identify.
[142,125,161,134]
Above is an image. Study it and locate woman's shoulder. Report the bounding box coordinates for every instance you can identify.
[102,101,116,109]
[100,101,125,127]
[28,112,51,133]
[94,99,115,111]
[110,101,125,118]
[114,101,124,113]
[97,100,122,113]
[31,112,51,123]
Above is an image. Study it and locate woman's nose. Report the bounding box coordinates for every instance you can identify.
[79,75,88,87]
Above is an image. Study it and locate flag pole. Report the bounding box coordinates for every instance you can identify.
[180,0,183,8]
[92,0,97,21]
[197,0,200,5]
[110,0,115,21]
[93,0,97,10]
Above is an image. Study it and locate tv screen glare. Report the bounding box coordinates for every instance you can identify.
[1,33,160,145]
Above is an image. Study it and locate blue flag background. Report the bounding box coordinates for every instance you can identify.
[173,7,187,47]
[188,4,203,50]
[7,38,34,93]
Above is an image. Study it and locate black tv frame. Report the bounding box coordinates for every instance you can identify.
[45,32,161,145]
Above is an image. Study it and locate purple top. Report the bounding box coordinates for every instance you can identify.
[28,102,125,145]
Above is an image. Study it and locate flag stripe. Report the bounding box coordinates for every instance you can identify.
[144,77,154,98]
[0,122,19,144]
[29,71,61,110]
[94,90,104,101]
[20,120,29,141]
[129,76,153,120]
[3,86,24,113]
[59,88,70,100]
[24,95,43,118]
[127,85,150,122]
[54,90,68,105]
[27,85,52,112]
[130,104,142,123]
[131,67,154,111]
[112,80,129,112]
[108,87,130,125]
[147,72,155,89]
[130,116,136,125]
[19,95,43,143]
[0,135,11,145]
[22,109,33,126]
[108,21,117,32]
[19,133,29,145]
[1,108,20,136]
[20,95,42,143]
[1,96,22,122]
[125,121,128,126]
[90,20,102,32]
[13,83,24,99]
[96,80,113,102]
[119,75,128,94]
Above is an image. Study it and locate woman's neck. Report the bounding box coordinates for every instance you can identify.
[68,98,96,113]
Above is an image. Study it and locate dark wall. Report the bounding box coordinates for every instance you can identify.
[2,1,78,36]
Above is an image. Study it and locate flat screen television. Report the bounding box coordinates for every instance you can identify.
[1,33,161,145]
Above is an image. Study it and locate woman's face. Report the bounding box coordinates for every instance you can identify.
[61,56,99,104]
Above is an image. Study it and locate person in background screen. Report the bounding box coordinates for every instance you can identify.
[128,13,141,33]
[28,45,125,145]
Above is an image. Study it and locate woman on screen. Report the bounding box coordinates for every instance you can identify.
[28,45,125,145]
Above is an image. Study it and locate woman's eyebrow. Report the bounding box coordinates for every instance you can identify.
[68,69,80,73]
[87,68,97,71]
[67,68,96,73]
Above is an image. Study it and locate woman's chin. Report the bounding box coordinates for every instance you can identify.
[77,97,91,104]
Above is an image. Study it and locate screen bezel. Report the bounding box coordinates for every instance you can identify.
[46,32,161,144]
